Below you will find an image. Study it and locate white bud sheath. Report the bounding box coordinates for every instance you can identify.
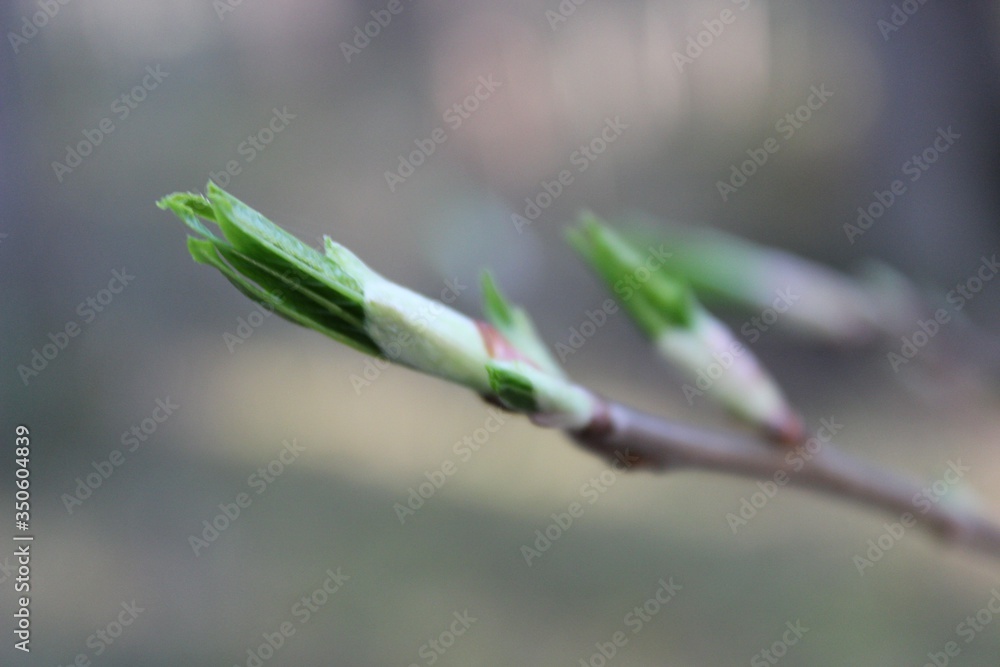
[362,278,493,394]
[329,238,598,430]
[658,308,801,442]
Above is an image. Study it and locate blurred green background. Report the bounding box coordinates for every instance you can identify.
[3,1,1000,665]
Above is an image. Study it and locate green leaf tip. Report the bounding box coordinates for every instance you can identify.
[479,271,565,378]
[568,212,694,336]
[157,192,216,221]
[480,271,515,329]
[159,183,380,356]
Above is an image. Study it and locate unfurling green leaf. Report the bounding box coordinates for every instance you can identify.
[568,213,801,442]
[480,271,565,377]
[159,184,599,430]
[568,212,694,336]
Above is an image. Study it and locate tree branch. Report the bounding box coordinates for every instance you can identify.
[161,186,1000,562]
[572,399,1000,560]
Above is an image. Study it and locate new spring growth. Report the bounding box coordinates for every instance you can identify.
[158,184,598,429]
[625,221,921,346]
[568,214,803,443]
[479,272,597,427]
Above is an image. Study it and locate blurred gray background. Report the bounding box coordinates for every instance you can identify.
[3,0,1000,665]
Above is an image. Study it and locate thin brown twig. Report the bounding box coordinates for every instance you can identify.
[570,399,1000,560]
